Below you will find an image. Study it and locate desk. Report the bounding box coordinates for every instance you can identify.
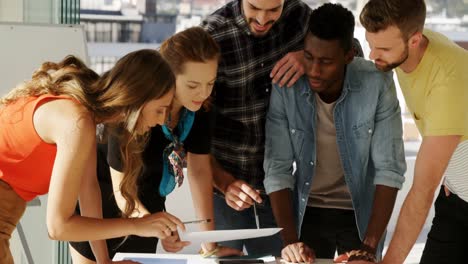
[113,253,334,264]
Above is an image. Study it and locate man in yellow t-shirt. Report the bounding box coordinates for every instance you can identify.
[357,0,468,264]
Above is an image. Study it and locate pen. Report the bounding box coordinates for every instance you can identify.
[182,218,212,225]
[253,202,260,229]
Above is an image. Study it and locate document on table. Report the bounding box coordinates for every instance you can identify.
[179,228,282,244]
[114,253,278,264]
[122,257,187,264]
[114,253,334,264]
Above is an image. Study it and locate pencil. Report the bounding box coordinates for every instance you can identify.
[182,218,212,225]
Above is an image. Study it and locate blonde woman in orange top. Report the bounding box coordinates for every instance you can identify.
[0,50,186,264]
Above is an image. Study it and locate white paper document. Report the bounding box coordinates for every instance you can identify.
[114,253,278,264]
[179,228,282,244]
[123,257,187,264]
[113,253,334,264]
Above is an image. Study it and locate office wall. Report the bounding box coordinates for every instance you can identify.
[0,0,23,22]
[0,0,61,24]
[0,23,88,96]
[23,0,60,24]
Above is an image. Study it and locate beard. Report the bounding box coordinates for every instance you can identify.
[375,46,409,72]
[247,18,275,36]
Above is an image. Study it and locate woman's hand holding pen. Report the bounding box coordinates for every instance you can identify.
[161,219,243,256]
[161,230,191,253]
[162,219,210,253]
[132,211,185,239]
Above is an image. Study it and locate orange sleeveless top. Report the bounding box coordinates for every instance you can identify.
[0,94,72,201]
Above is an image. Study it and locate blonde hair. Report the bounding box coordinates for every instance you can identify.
[1,50,175,217]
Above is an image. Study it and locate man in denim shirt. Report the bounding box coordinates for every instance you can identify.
[264,4,406,263]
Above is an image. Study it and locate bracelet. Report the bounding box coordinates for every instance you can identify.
[199,245,220,258]
[347,249,377,262]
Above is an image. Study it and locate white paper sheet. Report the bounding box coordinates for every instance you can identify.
[113,253,334,264]
[114,253,279,264]
[122,257,187,264]
[178,228,282,244]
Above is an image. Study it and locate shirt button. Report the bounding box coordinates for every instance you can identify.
[368,129,373,134]
[261,63,264,67]
[302,198,306,202]
[310,161,314,166]
[305,182,310,186]
[291,129,296,134]
[266,88,269,92]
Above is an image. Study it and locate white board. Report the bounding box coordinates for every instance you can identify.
[0,22,88,96]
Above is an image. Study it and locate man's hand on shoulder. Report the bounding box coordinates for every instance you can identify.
[271,50,305,88]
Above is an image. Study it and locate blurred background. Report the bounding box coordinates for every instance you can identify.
[1,0,466,263]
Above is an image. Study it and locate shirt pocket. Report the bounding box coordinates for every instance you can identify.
[352,119,375,139]
[289,127,306,158]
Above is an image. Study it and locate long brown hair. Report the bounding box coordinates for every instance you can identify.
[159,26,220,110]
[1,49,175,217]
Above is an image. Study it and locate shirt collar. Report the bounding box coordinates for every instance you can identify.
[232,0,251,36]
[343,60,363,92]
[300,62,362,98]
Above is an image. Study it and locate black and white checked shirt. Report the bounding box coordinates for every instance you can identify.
[202,0,311,189]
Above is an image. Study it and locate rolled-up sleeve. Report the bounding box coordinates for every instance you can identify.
[264,84,295,194]
[371,77,406,189]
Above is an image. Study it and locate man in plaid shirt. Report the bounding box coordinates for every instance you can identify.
[201,0,311,256]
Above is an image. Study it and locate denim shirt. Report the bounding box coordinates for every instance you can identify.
[263,57,406,255]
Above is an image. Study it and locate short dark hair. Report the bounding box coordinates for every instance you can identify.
[308,3,355,52]
[360,0,426,40]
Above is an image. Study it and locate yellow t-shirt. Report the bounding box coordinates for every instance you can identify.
[396,29,467,140]
[396,29,468,202]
